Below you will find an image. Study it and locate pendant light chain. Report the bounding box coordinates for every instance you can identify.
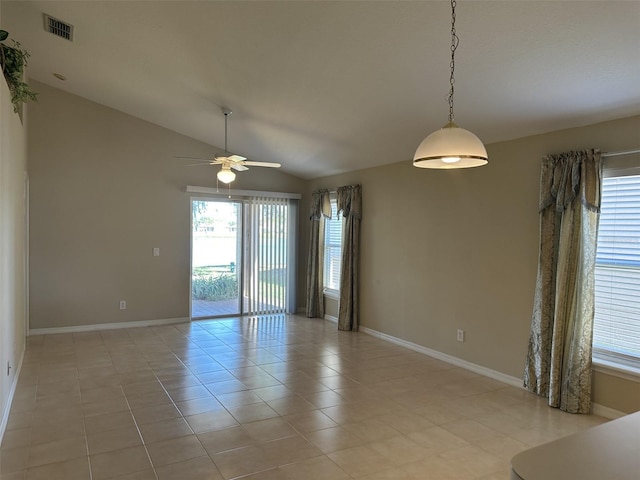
[448,0,459,124]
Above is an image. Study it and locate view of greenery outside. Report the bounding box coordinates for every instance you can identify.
[254,267,287,307]
[192,273,238,301]
[192,266,286,302]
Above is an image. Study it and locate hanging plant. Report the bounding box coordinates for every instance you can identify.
[0,29,38,113]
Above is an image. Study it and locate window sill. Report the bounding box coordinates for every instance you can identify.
[593,356,640,383]
[323,288,340,300]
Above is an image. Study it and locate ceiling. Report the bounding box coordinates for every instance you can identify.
[2,1,639,179]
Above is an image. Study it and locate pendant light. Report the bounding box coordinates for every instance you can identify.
[413,0,487,169]
[216,107,236,184]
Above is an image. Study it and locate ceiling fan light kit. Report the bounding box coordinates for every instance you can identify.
[413,0,488,170]
[217,165,236,184]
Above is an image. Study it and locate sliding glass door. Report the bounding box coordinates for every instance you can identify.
[191,196,295,319]
[191,200,242,318]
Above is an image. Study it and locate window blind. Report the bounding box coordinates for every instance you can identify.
[244,196,290,315]
[323,197,342,291]
[594,174,640,362]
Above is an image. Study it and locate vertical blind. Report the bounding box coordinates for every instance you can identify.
[323,197,342,291]
[594,174,640,362]
[244,196,290,315]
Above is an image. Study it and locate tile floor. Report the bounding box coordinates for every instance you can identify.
[0,315,606,480]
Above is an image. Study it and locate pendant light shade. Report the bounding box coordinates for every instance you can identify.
[217,166,236,184]
[413,121,488,169]
[413,0,487,170]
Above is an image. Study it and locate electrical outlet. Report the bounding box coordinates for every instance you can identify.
[153,247,160,257]
[119,300,126,310]
[457,329,465,342]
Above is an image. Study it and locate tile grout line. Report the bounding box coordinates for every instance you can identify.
[77,350,94,480]
[119,383,159,480]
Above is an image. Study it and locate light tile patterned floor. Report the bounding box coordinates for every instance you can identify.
[0,315,606,480]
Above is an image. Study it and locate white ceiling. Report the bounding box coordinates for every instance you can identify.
[2,1,639,179]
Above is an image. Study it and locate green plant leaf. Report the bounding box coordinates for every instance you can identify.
[0,30,8,41]
[0,38,38,113]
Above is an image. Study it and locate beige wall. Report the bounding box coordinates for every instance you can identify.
[0,58,28,433]
[593,371,640,414]
[25,79,640,413]
[307,115,640,414]
[27,81,306,330]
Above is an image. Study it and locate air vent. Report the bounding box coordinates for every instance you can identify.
[43,14,74,41]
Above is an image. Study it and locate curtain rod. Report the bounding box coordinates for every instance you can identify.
[186,185,301,199]
[318,185,360,195]
[314,189,337,194]
[602,148,640,158]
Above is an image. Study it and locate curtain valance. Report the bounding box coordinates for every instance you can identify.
[310,189,331,220]
[539,149,602,213]
[337,184,362,219]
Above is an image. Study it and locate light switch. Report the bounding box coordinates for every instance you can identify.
[153,248,160,257]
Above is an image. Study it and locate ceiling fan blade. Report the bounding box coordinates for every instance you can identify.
[185,162,214,167]
[231,164,249,172]
[175,155,212,161]
[243,161,281,168]
[228,154,247,162]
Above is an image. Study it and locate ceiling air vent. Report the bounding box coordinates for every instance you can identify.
[43,14,74,41]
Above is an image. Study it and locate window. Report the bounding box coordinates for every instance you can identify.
[323,196,343,292]
[594,172,640,371]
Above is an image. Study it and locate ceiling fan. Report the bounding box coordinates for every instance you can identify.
[178,107,281,184]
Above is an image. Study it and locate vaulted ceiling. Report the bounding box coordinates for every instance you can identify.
[2,1,639,179]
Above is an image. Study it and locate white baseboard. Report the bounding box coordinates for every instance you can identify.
[359,325,523,389]
[324,314,338,324]
[0,346,25,445]
[592,403,626,419]
[359,325,629,420]
[29,317,190,335]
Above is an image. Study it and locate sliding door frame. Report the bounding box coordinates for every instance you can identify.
[188,187,300,319]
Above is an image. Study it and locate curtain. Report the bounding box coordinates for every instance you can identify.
[337,184,362,331]
[306,189,331,318]
[524,149,603,414]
